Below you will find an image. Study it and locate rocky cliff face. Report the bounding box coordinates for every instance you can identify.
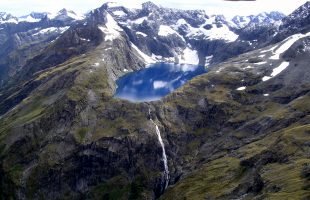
[273,1,310,42]
[0,8,84,87]
[0,1,286,87]
[0,1,309,200]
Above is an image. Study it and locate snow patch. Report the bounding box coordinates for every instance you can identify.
[262,76,272,81]
[262,61,290,81]
[157,25,185,41]
[236,86,246,91]
[271,62,289,77]
[130,42,155,64]
[132,16,147,24]
[270,54,280,59]
[178,47,199,65]
[270,32,310,60]
[3,18,18,24]
[80,38,91,42]
[47,10,84,21]
[113,10,126,17]
[255,61,267,65]
[176,19,187,26]
[158,25,177,36]
[19,15,41,23]
[99,14,122,41]
[205,55,213,66]
[136,31,147,37]
[185,22,238,42]
[33,26,69,36]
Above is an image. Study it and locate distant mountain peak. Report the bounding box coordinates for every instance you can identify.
[103,1,127,9]
[142,1,160,11]
[47,8,84,21]
[0,12,18,24]
[231,11,285,29]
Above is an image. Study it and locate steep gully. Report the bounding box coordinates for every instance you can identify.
[148,108,170,191]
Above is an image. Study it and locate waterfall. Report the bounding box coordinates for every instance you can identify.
[149,109,169,189]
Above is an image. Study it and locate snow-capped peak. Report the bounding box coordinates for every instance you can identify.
[98,13,123,41]
[18,12,47,23]
[0,12,18,24]
[142,1,160,11]
[230,11,285,29]
[48,8,84,21]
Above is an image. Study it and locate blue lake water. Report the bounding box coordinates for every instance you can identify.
[115,63,207,102]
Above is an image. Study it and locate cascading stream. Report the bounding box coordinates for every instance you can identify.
[149,109,169,189]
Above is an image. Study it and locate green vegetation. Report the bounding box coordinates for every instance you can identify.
[7,164,23,186]
[91,176,131,200]
[0,29,309,200]
[161,157,243,200]
[75,127,89,143]
[90,175,149,200]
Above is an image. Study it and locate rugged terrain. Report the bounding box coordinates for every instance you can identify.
[0,1,309,200]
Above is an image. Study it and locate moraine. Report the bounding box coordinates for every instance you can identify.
[115,63,207,102]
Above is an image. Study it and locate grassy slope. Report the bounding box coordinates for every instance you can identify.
[0,37,309,199]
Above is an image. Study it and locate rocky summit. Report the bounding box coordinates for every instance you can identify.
[0,1,309,200]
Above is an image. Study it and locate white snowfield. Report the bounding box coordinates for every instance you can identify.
[136,32,147,37]
[261,32,310,81]
[80,38,91,42]
[0,18,18,24]
[131,16,147,24]
[3,11,84,24]
[32,26,69,36]
[262,61,290,81]
[270,32,310,60]
[129,42,199,65]
[270,62,290,77]
[236,86,246,91]
[5,18,18,24]
[205,55,213,66]
[99,14,123,41]
[176,17,238,42]
[255,61,267,65]
[113,10,127,17]
[130,42,156,64]
[158,25,185,41]
[19,15,41,23]
[47,10,84,21]
[178,47,199,65]
[0,13,18,24]
[230,15,251,29]
[158,25,177,36]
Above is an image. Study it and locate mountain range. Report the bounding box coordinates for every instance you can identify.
[0,1,309,199]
